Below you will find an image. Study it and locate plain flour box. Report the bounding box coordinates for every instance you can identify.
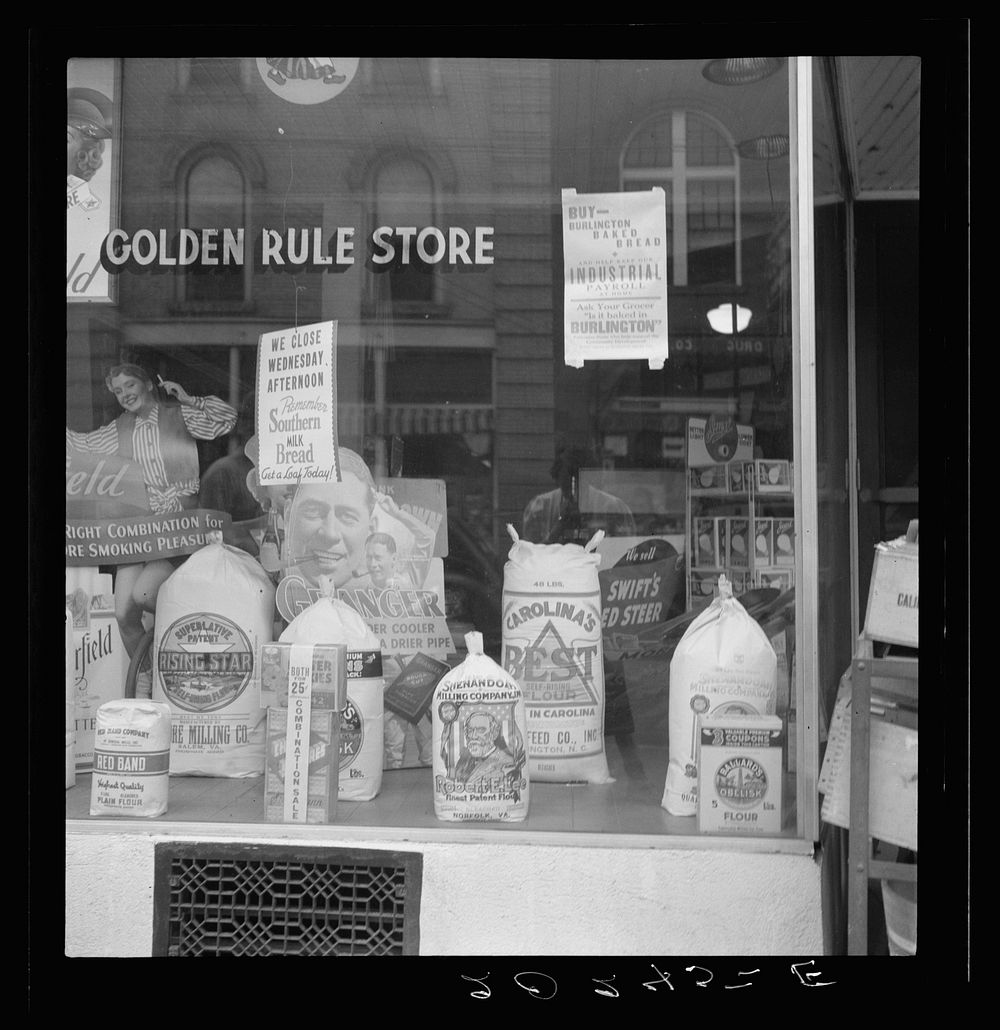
[697,714,783,835]
[90,699,172,817]
[502,526,612,784]
[432,631,529,822]
[153,537,275,777]
[279,585,386,801]
[662,575,777,816]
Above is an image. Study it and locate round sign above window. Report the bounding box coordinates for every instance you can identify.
[256,58,359,104]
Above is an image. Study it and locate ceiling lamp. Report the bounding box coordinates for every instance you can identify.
[707,303,752,334]
[702,57,785,86]
[737,134,790,160]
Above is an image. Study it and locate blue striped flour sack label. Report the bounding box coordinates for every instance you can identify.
[90,700,172,817]
[501,527,612,784]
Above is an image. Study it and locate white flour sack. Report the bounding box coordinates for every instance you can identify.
[662,575,777,816]
[280,580,385,801]
[433,630,529,822]
[90,699,171,817]
[501,525,612,784]
[153,537,275,777]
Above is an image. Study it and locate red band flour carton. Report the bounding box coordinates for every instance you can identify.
[697,714,783,835]
[90,699,172,817]
[432,630,529,822]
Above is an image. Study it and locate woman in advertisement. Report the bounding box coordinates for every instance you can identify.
[66,362,237,657]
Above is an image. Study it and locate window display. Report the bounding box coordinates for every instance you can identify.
[66,55,807,841]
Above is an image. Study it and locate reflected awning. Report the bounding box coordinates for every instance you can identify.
[340,403,493,437]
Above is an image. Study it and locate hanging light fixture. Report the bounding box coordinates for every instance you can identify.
[737,133,790,160]
[707,303,752,335]
[702,57,785,86]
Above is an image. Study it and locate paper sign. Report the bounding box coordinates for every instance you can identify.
[65,509,232,566]
[255,320,339,486]
[561,187,669,369]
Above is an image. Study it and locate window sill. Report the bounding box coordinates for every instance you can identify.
[65,758,808,855]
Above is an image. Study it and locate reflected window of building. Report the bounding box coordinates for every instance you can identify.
[621,110,740,287]
[180,151,248,308]
[372,155,438,311]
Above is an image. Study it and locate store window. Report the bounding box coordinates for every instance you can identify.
[180,150,249,308]
[621,110,740,286]
[65,55,811,845]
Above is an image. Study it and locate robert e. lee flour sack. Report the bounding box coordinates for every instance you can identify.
[501,525,612,784]
[662,574,777,816]
[279,578,385,801]
[153,535,275,777]
[433,630,529,821]
[90,699,171,817]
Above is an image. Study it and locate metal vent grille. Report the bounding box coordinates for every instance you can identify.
[153,843,421,956]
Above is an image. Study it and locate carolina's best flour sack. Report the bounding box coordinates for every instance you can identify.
[662,575,777,815]
[501,526,612,784]
[153,537,275,777]
[89,699,171,817]
[279,582,385,801]
[432,630,529,821]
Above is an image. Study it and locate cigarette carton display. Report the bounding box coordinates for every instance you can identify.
[693,517,720,567]
[773,518,795,566]
[755,568,794,592]
[754,517,773,566]
[690,464,728,492]
[724,517,750,569]
[756,459,792,493]
[727,460,752,494]
[265,707,340,823]
[697,714,783,835]
[259,642,347,710]
[72,611,130,773]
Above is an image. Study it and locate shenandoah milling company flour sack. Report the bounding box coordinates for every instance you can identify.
[432,630,529,822]
[89,699,172,817]
[662,575,777,816]
[501,526,612,784]
[279,579,385,801]
[153,536,275,777]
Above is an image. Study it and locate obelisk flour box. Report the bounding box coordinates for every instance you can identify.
[279,584,385,801]
[696,714,783,835]
[501,526,612,784]
[433,630,529,821]
[153,535,275,777]
[90,699,172,817]
[662,575,777,816]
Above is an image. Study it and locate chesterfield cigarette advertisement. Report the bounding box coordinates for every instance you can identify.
[561,187,669,369]
[255,320,339,486]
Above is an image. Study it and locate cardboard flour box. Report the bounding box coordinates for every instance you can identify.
[697,714,783,835]
[863,538,918,647]
[261,642,348,824]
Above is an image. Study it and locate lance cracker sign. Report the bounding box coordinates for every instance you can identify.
[68,58,120,303]
[256,320,338,486]
[562,187,668,369]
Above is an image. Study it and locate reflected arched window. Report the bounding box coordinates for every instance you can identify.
[373,155,437,308]
[621,110,740,287]
[182,152,248,306]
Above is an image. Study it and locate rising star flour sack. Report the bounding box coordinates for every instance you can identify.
[153,536,275,777]
[432,630,529,822]
[661,575,777,816]
[501,525,612,784]
[279,581,385,801]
